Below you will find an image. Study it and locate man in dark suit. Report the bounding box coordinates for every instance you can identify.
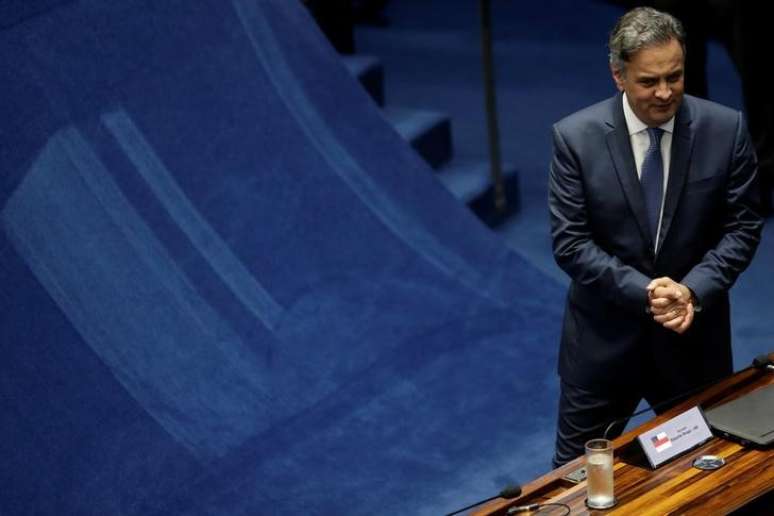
[548,7,763,467]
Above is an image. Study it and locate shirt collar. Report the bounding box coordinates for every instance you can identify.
[622,92,675,135]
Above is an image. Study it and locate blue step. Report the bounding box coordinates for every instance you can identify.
[382,106,452,169]
[436,159,520,226]
[341,54,384,106]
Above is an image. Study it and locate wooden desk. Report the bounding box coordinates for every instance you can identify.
[475,358,774,515]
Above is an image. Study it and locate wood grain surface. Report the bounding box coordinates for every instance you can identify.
[474,354,774,515]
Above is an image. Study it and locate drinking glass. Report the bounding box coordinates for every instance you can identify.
[585,438,616,509]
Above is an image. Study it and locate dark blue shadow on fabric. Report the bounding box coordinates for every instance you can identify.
[0,1,564,514]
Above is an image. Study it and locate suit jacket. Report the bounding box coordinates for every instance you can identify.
[549,93,763,391]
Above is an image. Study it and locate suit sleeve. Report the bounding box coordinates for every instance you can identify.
[680,112,763,309]
[548,123,651,315]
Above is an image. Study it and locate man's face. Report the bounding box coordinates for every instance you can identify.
[611,38,685,127]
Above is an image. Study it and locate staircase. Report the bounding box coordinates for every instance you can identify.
[342,53,520,226]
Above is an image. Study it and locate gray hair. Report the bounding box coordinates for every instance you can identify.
[608,7,686,74]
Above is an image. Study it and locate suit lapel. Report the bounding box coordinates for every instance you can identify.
[605,95,653,249]
[657,100,694,252]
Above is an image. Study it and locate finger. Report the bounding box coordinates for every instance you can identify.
[650,297,680,309]
[650,307,677,323]
[675,304,695,334]
[654,305,685,322]
[666,303,695,333]
[654,311,682,324]
[647,277,672,291]
[654,286,683,300]
[652,286,671,298]
[654,312,677,323]
[650,298,688,315]
[663,314,685,330]
[662,296,690,308]
[654,314,675,324]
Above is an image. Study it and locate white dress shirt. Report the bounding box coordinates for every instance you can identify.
[622,93,674,249]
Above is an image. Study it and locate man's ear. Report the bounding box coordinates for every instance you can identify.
[611,65,625,92]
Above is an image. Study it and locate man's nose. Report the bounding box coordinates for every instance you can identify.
[655,80,672,100]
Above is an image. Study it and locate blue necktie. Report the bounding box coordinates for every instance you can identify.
[641,127,664,242]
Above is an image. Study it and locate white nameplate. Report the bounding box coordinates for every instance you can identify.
[637,406,713,469]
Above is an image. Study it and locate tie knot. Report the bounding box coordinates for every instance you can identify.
[647,127,664,145]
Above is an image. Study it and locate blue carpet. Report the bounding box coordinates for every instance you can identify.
[1,1,564,514]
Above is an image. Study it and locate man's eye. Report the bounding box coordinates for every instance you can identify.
[640,80,656,87]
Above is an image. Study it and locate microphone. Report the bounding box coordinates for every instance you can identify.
[752,353,774,372]
[444,484,522,516]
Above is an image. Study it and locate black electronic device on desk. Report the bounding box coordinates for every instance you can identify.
[704,384,774,447]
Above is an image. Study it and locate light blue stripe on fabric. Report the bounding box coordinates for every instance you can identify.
[231,0,502,305]
[2,127,273,459]
[101,109,284,331]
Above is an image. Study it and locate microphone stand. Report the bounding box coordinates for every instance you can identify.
[444,485,522,516]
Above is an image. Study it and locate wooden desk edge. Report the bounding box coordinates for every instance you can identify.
[473,358,774,516]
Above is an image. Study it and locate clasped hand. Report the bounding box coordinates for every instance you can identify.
[646,277,694,334]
